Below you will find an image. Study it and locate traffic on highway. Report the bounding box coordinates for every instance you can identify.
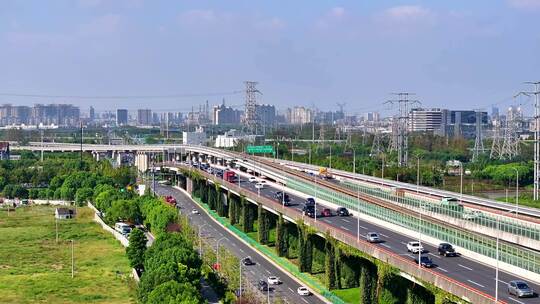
[180,160,539,303]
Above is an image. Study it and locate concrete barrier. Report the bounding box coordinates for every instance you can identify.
[87,202,129,248]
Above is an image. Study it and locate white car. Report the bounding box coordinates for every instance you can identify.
[462,210,483,220]
[191,209,200,215]
[407,241,424,253]
[297,286,310,296]
[255,183,265,189]
[267,276,281,285]
[249,176,258,183]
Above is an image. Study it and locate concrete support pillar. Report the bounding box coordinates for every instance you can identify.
[186,177,193,195]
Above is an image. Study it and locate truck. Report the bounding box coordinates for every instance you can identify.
[224,170,236,182]
[318,167,333,179]
[114,222,132,236]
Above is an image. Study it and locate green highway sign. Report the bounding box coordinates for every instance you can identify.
[246,145,274,154]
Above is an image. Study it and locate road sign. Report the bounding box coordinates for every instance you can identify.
[246,145,274,154]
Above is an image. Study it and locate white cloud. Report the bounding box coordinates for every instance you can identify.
[178,9,218,25]
[383,5,432,20]
[316,7,347,30]
[507,0,540,9]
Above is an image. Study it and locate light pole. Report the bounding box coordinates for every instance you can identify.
[495,209,513,302]
[329,145,332,169]
[239,257,245,300]
[381,154,385,185]
[71,239,74,278]
[416,156,421,193]
[357,187,360,242]
[511,167,519,215]
[314,175,318,222]
[198,224,208,258]
[216,237,227,269]
[459,162,464,203]
[352,148,356,175]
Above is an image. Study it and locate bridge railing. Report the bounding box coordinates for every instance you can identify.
[285,177,540,275]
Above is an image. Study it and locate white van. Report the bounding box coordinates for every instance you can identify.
[114,222,131,236]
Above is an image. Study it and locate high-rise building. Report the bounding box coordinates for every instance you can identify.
[256,104,276,126]
[116,109,128,126]
[213,101,242,125]
[286,107,312,124]
[408,108,443,132]
[137,109,152,126]
[436,110,488,139]
[89,106,95,122]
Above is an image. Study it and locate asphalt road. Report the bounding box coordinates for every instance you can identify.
[154,184,326,304]
[220,169,540,304]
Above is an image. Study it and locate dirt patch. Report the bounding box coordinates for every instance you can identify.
[51,264,64,270]
[0,265,11,269]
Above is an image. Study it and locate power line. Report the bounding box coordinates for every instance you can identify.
[0,90,243,100]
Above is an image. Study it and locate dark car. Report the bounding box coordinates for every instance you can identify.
[321,208,332,217]
[438,243,457,257]
[414,255,434,268]
[337,207,350,216]
[303,205,316,218]
[258,280,269,291]
[274,191,291,205]
[508,280,534,298]
[305,197,315,207]
[242,257,254,266]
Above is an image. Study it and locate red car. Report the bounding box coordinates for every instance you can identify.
[321,208,332,217]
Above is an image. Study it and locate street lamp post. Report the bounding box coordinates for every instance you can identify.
[198,224,208,258]
[511,167,519,216]
[495,209,513,302]
[352,148,356,175]
[459,162,464,203]
[416,156,421,193]
[216,237,227,269]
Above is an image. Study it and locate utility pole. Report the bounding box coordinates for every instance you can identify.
[501,105,521,160]
[516,82,540,200]
[40,129,44,162]
[385,93,420,167]
[80,122,83,169]
[71,239,74,278]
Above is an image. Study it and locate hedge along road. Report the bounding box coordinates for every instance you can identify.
[154,184,327,304]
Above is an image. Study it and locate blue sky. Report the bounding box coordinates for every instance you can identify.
[0,0,539,115]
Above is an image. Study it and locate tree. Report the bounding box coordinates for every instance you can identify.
[75,187,94,205]
[127,228,147,272]
[145,280,201,304]
[106,199,142,224]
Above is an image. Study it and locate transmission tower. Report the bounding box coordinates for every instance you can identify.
[516,81,540,200]
[244,81,261,134]
[370,123,384,156]
[490,118,502,159]
[500,106,521,160]
[472,109,486,162]
[319,123,326,147]
[388,118,398,152]
[384,93,420,166]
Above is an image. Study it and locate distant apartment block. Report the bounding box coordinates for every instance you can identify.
[408,108,488,139]
[116,109,128,126]
[256,104,276,126]
[137,109,152,126]
[213,102,242,125]
[0,103,80,127]
[286,106,312,124]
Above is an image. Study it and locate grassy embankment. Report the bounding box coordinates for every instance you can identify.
[0,205,135,304]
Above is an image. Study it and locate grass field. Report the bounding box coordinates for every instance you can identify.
[0,205,135,304]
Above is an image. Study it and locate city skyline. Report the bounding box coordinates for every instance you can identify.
[0,1,539,114]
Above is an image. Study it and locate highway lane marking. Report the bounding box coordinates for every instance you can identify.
[380,243,392,249]
[239,248,245,253]
[342,219,350,223]
[301,298,309,304]
[358,225,368,230]
[494,278,508,285]
[380,233,389,238]
[428,253,441,259]
[437,267,448,273]
[400,242,407,245]
[288,287,294,293]
[231,243,237,247]
[507,297,525,304]
[340,226,351,231]
[266,270,271,274]
[466,280,485,288]
[458,264,473,271]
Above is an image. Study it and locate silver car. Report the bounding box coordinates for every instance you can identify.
[508,280,534,298]
[366,232,380,243]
